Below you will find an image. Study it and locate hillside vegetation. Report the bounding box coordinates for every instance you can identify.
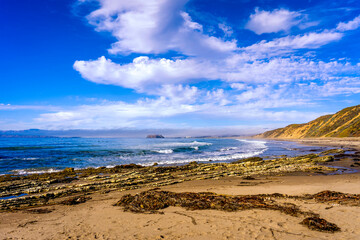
[255,105,360,139]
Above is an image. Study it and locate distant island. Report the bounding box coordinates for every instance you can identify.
[255,105,360,139]
[146,134,165,138]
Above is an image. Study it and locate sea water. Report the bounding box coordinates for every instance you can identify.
[0,137,328,175]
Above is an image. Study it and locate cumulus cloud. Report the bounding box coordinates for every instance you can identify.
[156,84,199,104]
[73,56,216,92]
[74,54,360,97]
[245,8,302,35]
[74,1,358,93]
[55,2,360,130]
[83,0,237,57]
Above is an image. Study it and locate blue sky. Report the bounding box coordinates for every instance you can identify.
[1,0,360,134]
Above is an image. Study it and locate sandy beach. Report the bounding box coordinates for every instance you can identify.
[1,138,360,240]
[1,173,360,240]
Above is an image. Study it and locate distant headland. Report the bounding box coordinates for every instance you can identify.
[255,105,360,139]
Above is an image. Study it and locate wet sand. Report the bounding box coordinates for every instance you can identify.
[277,137,360,150]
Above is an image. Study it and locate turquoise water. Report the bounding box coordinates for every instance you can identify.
[0,137,327,175]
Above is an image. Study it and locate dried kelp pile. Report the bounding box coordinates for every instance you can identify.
[115,189,341,232]
[115,190,306,215]
[304,190,360,206]
[257,190,360,206]
[301,217,341,232]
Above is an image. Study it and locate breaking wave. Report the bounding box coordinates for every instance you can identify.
[11,168,60,175]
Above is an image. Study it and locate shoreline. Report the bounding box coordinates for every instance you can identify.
[1,140,360,239]
[0,137,339,176]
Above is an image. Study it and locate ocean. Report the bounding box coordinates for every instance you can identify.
[0,137,328,175]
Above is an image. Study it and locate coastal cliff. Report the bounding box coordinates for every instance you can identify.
[255,105,360,139]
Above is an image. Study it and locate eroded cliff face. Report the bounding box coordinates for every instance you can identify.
[255,105,360,139]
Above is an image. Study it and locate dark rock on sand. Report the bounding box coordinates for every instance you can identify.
[60,196,91,205]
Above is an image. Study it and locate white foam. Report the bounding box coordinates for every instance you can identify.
[154,149,173,154]
[236,139,268,152]
[220,147,238,152]
[152,141,212,148]
[12,168,60,175]
[142,149,267,166]
[237,139,267,146]
[22,158,39,160]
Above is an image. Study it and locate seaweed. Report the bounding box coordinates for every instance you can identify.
[114,190,308,216]
[301,217,340,232]
[304,190,360,206]
[115,190,348,232]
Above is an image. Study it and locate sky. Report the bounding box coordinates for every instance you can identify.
[1,0,360,135]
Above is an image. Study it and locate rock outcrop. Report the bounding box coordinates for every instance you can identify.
[146,135,165,138]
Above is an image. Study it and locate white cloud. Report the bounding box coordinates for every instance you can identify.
[221,57,359,84]
[156,84,199,104]
[33,89,321,130]
[336,15,360,31]
[218,23,233,37]
[181,12,203,31]
[83,0,237,57]
[35,97,197,130]
[244,31,343,55]
[305,77,360,97]
[74,1,357,94]
[230,83,247,91]
[66,2,360,131]
[74,54,360,96]
[205,89,230,106]
[0,104,59,111]
[236,85,269,102]
[74,56,215,92]
[245,8,302,35]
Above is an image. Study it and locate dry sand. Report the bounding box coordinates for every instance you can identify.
[1,138,360,240]
[1,172,360,240]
